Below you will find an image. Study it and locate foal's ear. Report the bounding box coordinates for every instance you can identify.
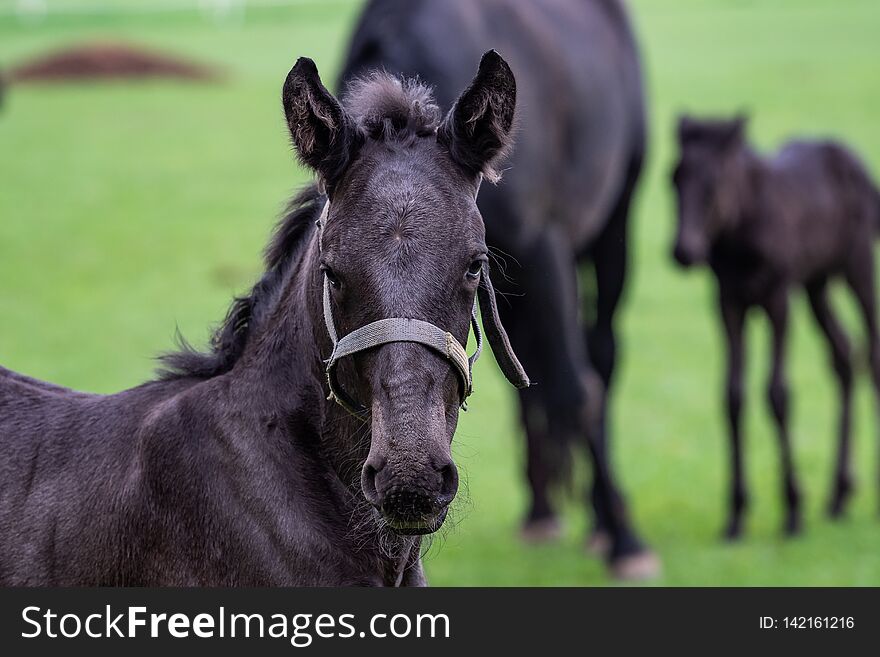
[438,50,516,184]
[677,114,697,142]
[729,113,749,140]
[720,114,748,150]
[282,57,361,191]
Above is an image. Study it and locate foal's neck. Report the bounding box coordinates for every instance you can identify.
[237,232,374,491]
[718,147,763,238]
[233,219,421,582]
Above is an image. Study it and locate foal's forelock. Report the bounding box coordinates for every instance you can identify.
[343,73,441,142]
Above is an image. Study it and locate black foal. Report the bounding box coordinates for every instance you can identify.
[672,115,880,538]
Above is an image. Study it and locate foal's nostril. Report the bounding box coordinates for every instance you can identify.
[382,489,436,520]
[438,462,459,506]
[361,463,381,506]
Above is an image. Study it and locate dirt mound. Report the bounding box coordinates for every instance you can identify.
[8,42,222,83]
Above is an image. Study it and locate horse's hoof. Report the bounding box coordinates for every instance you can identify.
[829,480,853,519]
[610,550,662,581]
[585,530,612,556]
[828,503,846,520]
[827,496,849,520]
[519,517,562,544]
[783,517,803,537]
[722,524,743,542]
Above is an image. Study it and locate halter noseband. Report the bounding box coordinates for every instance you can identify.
[316,198,484,420]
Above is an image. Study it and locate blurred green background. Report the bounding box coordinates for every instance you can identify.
[1,0,879,585]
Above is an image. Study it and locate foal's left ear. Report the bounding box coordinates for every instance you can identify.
[438,50,516,184]
[282,57,361,191]
[723,113,749,148]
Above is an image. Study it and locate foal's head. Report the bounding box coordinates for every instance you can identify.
[672,115,749,266]
[281,52,527,534]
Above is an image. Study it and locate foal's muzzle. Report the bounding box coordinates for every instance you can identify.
[362,458,459,534]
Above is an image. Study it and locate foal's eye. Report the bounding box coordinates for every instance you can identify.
[321,265,341,289]
[466,260,484,281]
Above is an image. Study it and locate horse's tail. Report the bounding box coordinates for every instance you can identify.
[833,143,880,238]
[851,147,880,236]
[873,182,880,237]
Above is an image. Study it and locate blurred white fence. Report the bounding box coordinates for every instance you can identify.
[3,0,345,23]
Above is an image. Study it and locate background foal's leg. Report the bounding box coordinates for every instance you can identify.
[719,290,747,539]
[806,279,854,517]
[764,287,802,535]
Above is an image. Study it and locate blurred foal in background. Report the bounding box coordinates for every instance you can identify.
[673,115,880,539]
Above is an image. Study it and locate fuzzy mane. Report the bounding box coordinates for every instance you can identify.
[157,186,323,380]
[343,71,441,142]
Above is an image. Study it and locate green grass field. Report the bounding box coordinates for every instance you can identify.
[2,0,879,585]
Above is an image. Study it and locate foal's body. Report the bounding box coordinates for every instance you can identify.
[674,117,880,537]
[0,219,421,586]
[712,142,875,294]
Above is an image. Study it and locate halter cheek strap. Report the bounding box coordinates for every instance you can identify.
[317,200,483,420]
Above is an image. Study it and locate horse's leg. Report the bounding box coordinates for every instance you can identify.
[580,375,659,578]
[763,286,802,535]
[519,379,563,541]
[806,279,854,517]
[845,243,880,513]
[495,276,562,541]
[510,225,654,576]
[719,288,748,540]
[583,155,638,555]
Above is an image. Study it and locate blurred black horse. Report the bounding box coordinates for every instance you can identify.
[673,115,880,538]
[341,0,655,576]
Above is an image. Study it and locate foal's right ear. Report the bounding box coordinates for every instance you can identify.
[728,113,749,140]
[677,114,699,142]
[282,57,361,191]
[438,50,517,184]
